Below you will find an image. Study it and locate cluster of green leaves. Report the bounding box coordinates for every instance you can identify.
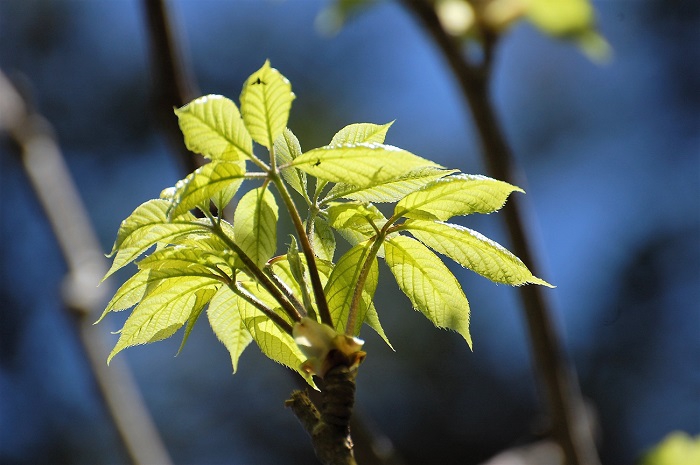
[100,61,550,385]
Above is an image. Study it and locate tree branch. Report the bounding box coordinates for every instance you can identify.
[399,2,600,464]
[0,71,173,465]
[286,365,359,465]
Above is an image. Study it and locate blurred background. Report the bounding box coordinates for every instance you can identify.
[1,0,698,464]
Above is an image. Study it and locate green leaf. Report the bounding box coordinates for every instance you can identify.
[309,217,336,261]
[330,121,393,145]
[286,236,314,317]
[384,235,471,348]
[207,285,253,372]
[526,0,611,62]
[324,167,456,204]
[292,143,439,188]
[404,220,553,286]
[108,276,220,363]
[324,241,378,335]
[363,302,393,350]
[137,245,233,277]
[97,269,151,323]
[526,0,594,37]
[641,432,700,465]
[274,129,307,200]
[240,60,295,149]
[395,174,523,221]
[169,161,246,218]
[327,202,386,235]
[175,94,253,161]
[177,287,217,355]
[104,199,207,279]
[236,284,315,387]
[233,186,279,268]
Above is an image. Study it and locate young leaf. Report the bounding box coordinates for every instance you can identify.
[291,143,439,188]
[525,0,611,61]
[324,241,378,335]
[286,236,314,317]
[97,269,151,323]
[240,60,295,149]
[108,276,220,363]
[384,235,472,348]
[233,186,279,268]
[175,95,253,161]
[309,217,336,261]
[324,167,456,204]
[363,302,393,350]
[327,202,386,234]
[394,174,523,221]
[329,122,393,145]
[207,285,253,372]
[177,287,217,355]
[235,284,315,387]
[104,199,207,279]
[404,220,553,287]
[169,161,246,218]
[274,129,307,200]
[137,245,233,277]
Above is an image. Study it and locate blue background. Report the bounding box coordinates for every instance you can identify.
[1,1,698,464]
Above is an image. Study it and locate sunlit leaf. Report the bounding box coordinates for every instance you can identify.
[108,276,220,363]
[175,94,252,161]
[526,0,611,62]
[233,186,279,267]
[177,287,217,355]
[97,269,151,323]
[385,235,471,348]
[236,284,315,387]
[274,129,307,200]
[330,121,393,146]
[104,199,207,279]
[292,143,439,188]
[395,174,523,221]
[363,302,393,350]
[404,220,553,286]
[137,245,233,277]
[207,286,253,372]
[641,432,700,465]
[240,60,295,149]
[310,217,336,261]
[169,161,246,218]
[324,241,378,335]
[324,167,456,204]
[327,202,386,234]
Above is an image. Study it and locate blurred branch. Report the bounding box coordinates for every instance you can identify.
[141,0,202,174]
[0,71,173,465]
[399,1,600,464]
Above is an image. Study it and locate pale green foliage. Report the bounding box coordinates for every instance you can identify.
[101,61,550,384]
[641,432,700,465]
[385,235,472,348]
[240,60,295,149]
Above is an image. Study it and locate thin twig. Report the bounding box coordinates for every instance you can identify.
[399,1,600,464]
